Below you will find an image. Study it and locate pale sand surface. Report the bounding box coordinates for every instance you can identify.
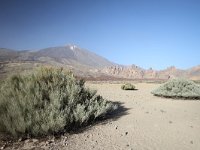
[1,83,200,150]
[65,83,200,150]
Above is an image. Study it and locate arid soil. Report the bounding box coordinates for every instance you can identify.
[1,83,200,150]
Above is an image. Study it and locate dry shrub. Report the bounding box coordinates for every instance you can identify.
[0,67,117,137]
[121,83,136,90]
[151,78,200,99]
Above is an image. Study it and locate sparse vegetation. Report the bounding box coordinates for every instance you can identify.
[121,83,136,90]
[151,78,200,99]
[0,67,117,137]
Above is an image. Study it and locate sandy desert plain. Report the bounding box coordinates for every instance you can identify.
[0,81,200,150]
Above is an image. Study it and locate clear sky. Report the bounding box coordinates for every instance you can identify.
[0,0,200,70]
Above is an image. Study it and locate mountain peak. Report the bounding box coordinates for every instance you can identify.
[65,44,78,51]
[34,45,114,68]
[70,45,76,50]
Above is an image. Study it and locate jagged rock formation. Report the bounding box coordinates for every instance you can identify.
[101,65,144,79]
[101,65,200,80]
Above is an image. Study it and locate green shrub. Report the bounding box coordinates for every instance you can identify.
[151,78,200,99]
[0,67,117,137]
[121,83,136,90]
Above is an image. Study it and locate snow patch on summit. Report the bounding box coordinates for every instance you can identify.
[69,45,77,51]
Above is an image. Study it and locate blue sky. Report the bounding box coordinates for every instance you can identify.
[0,0,200,70]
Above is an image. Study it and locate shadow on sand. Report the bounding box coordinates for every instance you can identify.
[123,88,138,91]
[106,101,130,121]
[71,101,130,134]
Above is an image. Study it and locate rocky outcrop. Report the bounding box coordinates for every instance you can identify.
[101,65,144,78]
[101,65,200,80]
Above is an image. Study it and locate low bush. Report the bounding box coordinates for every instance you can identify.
[121,83,136,90]
[151,78,200,99]
[0,67,117,137]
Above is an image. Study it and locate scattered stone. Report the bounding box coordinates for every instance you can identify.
[48,140,54,144]
[169,121,173,124]
[18,138,22,142]
[32,139,39,143]
[115,125,118,129]
[125,132,128,135]
[24,139,30,144]
[39,141,46,146]
[145,111,149,114]
[126,144,129,147]
[0,145,5,150]
[190,126,193,128]
[160,109,166,113]
[190,141,193,144]
[45,141,49,145]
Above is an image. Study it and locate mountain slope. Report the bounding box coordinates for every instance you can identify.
[0,45,114,67]
[35,45,114,68]
[0,45,115,79]
[0,48,19,61]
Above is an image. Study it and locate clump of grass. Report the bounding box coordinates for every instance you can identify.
[0,67,117,137]
[151,78,200,99]
[121,83,136,90]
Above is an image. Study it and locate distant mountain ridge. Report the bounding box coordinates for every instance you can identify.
[0,45,200,80]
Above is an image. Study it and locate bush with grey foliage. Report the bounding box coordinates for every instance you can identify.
[151,78,200,99]
[0,67,117,137]
[121,83,136,90]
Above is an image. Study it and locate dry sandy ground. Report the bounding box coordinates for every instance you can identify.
[1,83,200,150]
